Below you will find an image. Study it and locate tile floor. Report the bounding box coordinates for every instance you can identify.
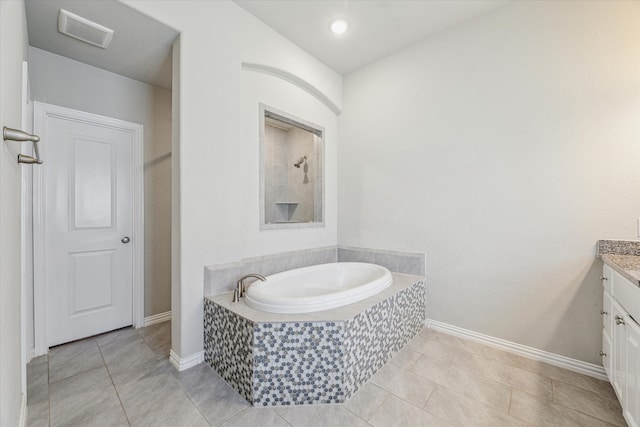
[26,322,626,426]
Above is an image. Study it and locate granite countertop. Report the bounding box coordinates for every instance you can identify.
[601,254,640,287]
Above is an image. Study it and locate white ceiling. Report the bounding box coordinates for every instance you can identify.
[25,0,178,90]
[23,1,510,89]
[234,0,510,75]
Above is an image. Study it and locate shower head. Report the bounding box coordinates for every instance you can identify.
[294,156,307,168]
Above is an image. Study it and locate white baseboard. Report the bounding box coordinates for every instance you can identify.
[19,393,27,427]
[143,311,171,327]
[169,349,204,372]
[425,319,607,381]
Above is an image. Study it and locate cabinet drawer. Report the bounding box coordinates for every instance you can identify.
[613,270,640,324]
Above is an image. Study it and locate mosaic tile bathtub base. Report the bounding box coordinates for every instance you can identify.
[204,279,426,406]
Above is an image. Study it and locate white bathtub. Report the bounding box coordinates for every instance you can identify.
[244,262,393,314]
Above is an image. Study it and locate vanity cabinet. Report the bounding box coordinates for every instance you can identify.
[602,263,640,427]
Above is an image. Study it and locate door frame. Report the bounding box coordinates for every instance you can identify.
[32,102,144,355]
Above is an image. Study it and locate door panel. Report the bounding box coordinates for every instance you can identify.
[70,250,114,314]
[43,111,135,346]
[72,137,115,229]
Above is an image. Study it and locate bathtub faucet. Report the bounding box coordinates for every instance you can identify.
[236,274,266,299]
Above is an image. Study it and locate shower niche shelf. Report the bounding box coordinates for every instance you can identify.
[275,202,299,222]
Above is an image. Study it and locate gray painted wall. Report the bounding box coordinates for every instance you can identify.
[28,47,172,318]
[338,0,640,364]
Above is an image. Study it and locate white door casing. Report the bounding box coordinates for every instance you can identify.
[33,102,144,352]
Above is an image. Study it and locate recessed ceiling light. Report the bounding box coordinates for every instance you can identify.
[329,18,349,35]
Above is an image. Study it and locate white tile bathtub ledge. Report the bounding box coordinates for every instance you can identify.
[170,349,204,372]
[426,319,607,381]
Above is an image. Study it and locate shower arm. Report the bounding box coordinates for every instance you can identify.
[3,126,43,164]
[294,155,307,168]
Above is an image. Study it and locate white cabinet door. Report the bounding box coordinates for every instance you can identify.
[624,317,640,427]
[612,298,627,401]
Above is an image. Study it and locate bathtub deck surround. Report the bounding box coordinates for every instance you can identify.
[204,273,426,406]
[204,245,425,295]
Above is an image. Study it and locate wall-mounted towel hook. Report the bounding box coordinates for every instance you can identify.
[3,126,43,164]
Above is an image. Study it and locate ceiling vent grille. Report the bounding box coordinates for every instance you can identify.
[57,9,114,49]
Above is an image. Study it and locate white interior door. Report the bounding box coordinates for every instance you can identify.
[38,106,139,347]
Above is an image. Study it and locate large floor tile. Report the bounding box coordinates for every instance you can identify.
[408,336,458,364]
[116,366,208,427]
[109,355,172,390]
[411,355,512,412]
[26,401,49,427]
[27,357,49,406]
[552,380,626,426]
[443,338,617,399]
[510,389,618,427]
[418,327,437,340]
[138,321,172,359]
[389,346,422,370]
[406,334,431,353]
[174,363,250,426]
[430,331,493,356]
[221,407,289,427]
[49,365,128,427]
[368,395,452,427]
[424,386,530,427]
[535,363,616,397]
[99,333,159,377]
[370,363,436,407]
[344,382,389,421]
[27,320,627,427]
[94,327,140,347]
[451,350,552,400]
[49,338,104,383]
[279,404,369,427]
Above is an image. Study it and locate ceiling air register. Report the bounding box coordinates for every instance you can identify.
[57,9,114,49]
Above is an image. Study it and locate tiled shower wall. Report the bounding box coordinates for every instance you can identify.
[204,246,426,295]
[286,127,317,223]
[264,124,289,224]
